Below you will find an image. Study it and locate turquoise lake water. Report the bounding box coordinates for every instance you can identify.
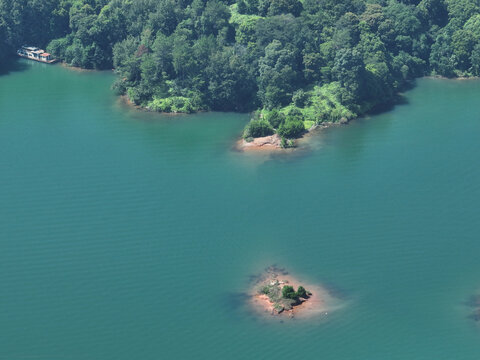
[2,60,480,359]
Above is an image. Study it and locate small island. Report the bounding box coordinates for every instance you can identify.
[250,266,329,318]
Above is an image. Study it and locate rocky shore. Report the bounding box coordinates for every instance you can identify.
[236,121,345,152]
[236,134,283,151]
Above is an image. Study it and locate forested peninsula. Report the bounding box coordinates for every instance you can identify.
[2,0,480,146]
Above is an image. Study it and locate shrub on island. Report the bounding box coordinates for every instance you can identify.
[297,286,307,298]
[265,109,286,129]
[286,108,304,122]
[243,120,274,139]
[282,285,310,300]
[282,285,298,300]
[277,119,305,139]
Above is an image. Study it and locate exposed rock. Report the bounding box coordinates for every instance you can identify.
[240,134,283,150]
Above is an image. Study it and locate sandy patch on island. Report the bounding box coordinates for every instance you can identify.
[236,134,284,151]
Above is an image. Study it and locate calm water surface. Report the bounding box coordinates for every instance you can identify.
[2,60,480,359]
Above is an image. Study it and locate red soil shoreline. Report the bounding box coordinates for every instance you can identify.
[236,122,342,152]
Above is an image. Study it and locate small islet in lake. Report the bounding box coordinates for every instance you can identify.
[249,265,336,319]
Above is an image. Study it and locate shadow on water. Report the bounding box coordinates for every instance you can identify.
[317,89,413,165]
[224,291,251,311]
[320,281,351,301]
[368,91,410,116]
[0,57,29,76]
[221,291,267,324]
[221,291,285,325]
[464,294,480,322]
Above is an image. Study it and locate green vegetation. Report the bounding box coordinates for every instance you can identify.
[259,279,310,313]
[282,285,309,300]
[280,137,295,149]
[277,119,304,139]
[0,0,71,64]
[282,285,297,299]
[147,96,200,114]
[297,286,307,298]
[2,0,480,131]
[264,109,285,129]
[243,119,274,139]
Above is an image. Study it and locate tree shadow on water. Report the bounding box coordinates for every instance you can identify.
[0,57,29,76]
[368,79,417,116]
[368,92,410,116]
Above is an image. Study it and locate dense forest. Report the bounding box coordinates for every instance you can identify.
[2,0,480,142]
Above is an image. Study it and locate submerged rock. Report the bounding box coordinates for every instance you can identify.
[469,309,480,322]
[466,294,480,321]
[466,295,480,308]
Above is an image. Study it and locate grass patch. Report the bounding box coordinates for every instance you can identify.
[229,4,262,25]
[303,120,315,129]
[147,96,201,113]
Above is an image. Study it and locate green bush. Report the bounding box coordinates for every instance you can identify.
[265,109,286,128]
[292,89,309,107]
[277,119,305,138]
[46,36,71,60]
[282,285,309,299]
[282,286,298,299]
[280,137,295,148]
[286,107,304,122]
[127,87,143,105]
[112,79,127,96]
[297,286,307,298]
[148,96,199,113]
[260,286,270,295]
[243,120,274,138]
[303,120,315,130]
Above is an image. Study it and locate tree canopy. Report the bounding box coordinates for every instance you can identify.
[2,0,480,124]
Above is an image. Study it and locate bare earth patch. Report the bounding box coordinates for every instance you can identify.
[237,134,283,151]
[236,122,345,153]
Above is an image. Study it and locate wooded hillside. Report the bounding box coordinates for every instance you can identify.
[1,0,480,134]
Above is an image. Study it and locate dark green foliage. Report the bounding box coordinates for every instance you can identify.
[277,119,304,138]
[286,108,304,122]
[3,0,480,115]
[243,120,274,138]
[267,0,303,17]
[471,43,480,75]
[281,285,309,299]
[282,285,297,299]
[265,109,285,128]
[297,286,307,298]
[258,40,299,109]
[332,48,366,106]
[292,89,309,107]
[0,0,71,61]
